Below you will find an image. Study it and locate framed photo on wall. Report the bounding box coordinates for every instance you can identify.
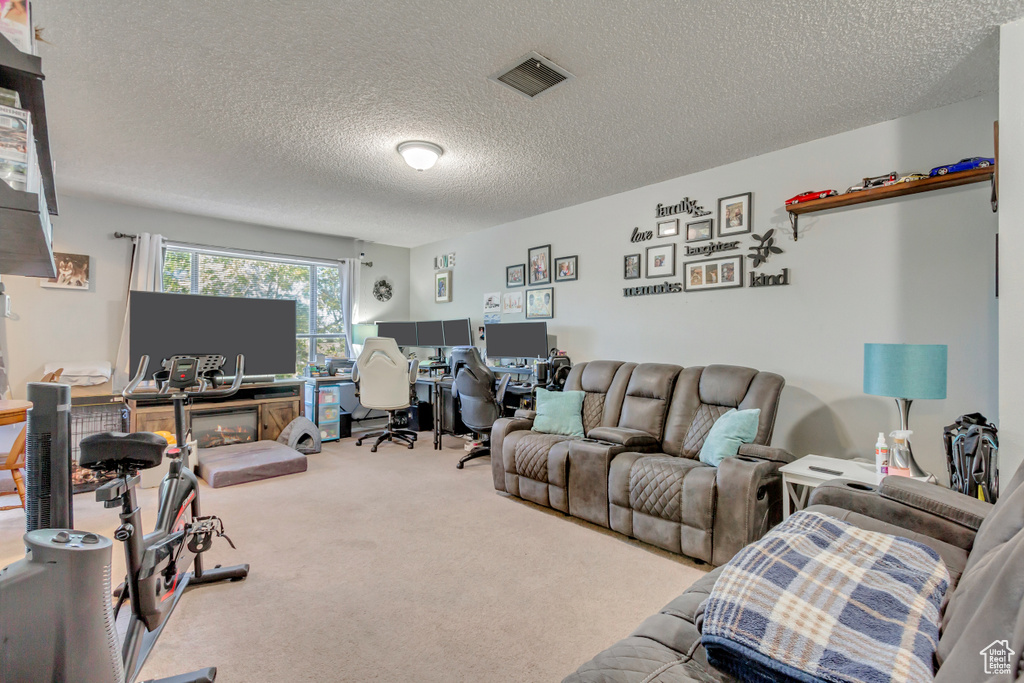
[502,291,523,314]
[435,270,452,302]
[645,243,675,279]
[656,218,679,238]
[685,219,713,243]
[40,252,90,289]
[624,253,641,280]
[554,255,578,282]
[528,244,551,285]
[506,263,525,288]
[718,192,752,237]
[683,255,744,292]
[525,287,553,319]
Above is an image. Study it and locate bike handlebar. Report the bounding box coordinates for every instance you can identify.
[122,354,246,400]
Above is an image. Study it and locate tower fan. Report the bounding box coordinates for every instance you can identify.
[25,381,73,531]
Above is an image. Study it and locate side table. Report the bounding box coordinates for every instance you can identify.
[778,454,882,518]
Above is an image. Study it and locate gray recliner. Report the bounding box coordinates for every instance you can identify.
[564,459,1024,683]
[450,347,510,470]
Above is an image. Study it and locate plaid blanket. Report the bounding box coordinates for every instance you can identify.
[701,510,949,683]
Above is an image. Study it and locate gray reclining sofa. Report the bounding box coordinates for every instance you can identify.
[564,463,1024,682]
[491,360,789,565]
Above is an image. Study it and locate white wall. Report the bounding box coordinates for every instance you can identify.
[410,96,999,478]
[0,195,410,398]
[1000,20,1024,478]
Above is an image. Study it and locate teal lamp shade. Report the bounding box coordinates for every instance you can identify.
[351,323,378,346]
[863,344,947,399]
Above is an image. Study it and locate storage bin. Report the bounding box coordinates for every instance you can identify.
[318,385,341,405]
[320,404,339,422]
[320,422,340,441]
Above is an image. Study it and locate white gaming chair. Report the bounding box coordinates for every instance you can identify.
[352,337,418,451]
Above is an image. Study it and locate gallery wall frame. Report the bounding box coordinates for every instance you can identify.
[645,243,676,279]
[528,244,551,285]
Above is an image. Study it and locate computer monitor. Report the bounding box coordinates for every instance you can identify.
[351,323,378,346]
[442,318,472,347]
[375,321,418,346]
[485,322,549,360]
[417,320,445,347]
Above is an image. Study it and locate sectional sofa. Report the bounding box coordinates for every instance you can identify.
[491,361,790,565]
[564,464,1024,682]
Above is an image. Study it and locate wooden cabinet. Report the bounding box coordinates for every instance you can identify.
[259,399,300,442]
[127,382,303,444]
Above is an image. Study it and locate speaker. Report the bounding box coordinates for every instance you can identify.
[405,402,433,432]
[25,382,73,532]
[337,411,352,439]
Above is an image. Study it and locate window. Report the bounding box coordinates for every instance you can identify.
[162,245,344,375]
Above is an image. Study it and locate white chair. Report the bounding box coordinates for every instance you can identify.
[352,337,418,452]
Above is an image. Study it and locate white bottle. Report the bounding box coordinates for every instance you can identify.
[875,432,889,476]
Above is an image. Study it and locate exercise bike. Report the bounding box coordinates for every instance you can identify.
[77,353,250,683]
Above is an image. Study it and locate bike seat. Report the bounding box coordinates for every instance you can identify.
[79,431,168,472]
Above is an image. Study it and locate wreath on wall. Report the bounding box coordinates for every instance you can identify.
[373,278,393,302]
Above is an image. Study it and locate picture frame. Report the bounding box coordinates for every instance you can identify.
[525,287,554,319]
[434,270,452,302]
[656,218,679,238]
[718,192,752,237]
[554,255,578,282]
[506,263,525,288]
[683,255,744,292]
[502,291,523,314]
[623,253,641,280]
[528,244,551,285]
[685,218,713,243]
[645,243,675,279]
[40,252,90,289]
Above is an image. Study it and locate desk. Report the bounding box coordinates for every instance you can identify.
[420,377,537,451]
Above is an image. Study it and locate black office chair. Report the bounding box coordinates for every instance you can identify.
[450,347,510,469]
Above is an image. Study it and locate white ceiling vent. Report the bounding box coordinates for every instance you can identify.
[489,52,574,99]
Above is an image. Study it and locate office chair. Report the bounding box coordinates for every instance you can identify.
[450,347,511,469]
[353,337,418,452]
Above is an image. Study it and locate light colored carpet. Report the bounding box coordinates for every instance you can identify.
[0,435,706,682]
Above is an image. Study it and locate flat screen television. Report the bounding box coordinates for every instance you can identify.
[416,320,445,347]
[485,322,549,359]
[375,321,418,346]
[130,291,296,379]
[442,318,472,347]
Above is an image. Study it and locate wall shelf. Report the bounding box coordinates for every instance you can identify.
[785,165,995,240]
[0,33,58,278]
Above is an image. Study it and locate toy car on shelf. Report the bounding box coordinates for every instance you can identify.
[845,172,898,193]
[785,190,838,206]
[893,173,928,184]
[929,157,994,176]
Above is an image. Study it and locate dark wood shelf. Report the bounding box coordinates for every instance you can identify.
[0,33,59,278]
[0,178,54,277]
[785,165,995,239]
[0,33,56,215]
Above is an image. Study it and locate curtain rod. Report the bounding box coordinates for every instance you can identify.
[113,232,373,267]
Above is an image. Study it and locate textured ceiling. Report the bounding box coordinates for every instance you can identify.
[38,1,1024,247]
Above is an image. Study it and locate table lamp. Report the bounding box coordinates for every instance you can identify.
[863,343,947,478]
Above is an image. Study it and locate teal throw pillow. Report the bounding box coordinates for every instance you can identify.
[532,389,586,438]
[698,408,761,467]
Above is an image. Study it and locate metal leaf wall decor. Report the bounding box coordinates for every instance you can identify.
[748,229,784,268]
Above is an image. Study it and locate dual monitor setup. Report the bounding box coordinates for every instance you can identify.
[366,319,550,363]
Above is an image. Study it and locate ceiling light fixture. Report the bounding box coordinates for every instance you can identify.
[397,141,443,171]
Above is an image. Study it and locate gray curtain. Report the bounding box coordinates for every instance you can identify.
[339,258,359,359]
[113,233,164,391]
